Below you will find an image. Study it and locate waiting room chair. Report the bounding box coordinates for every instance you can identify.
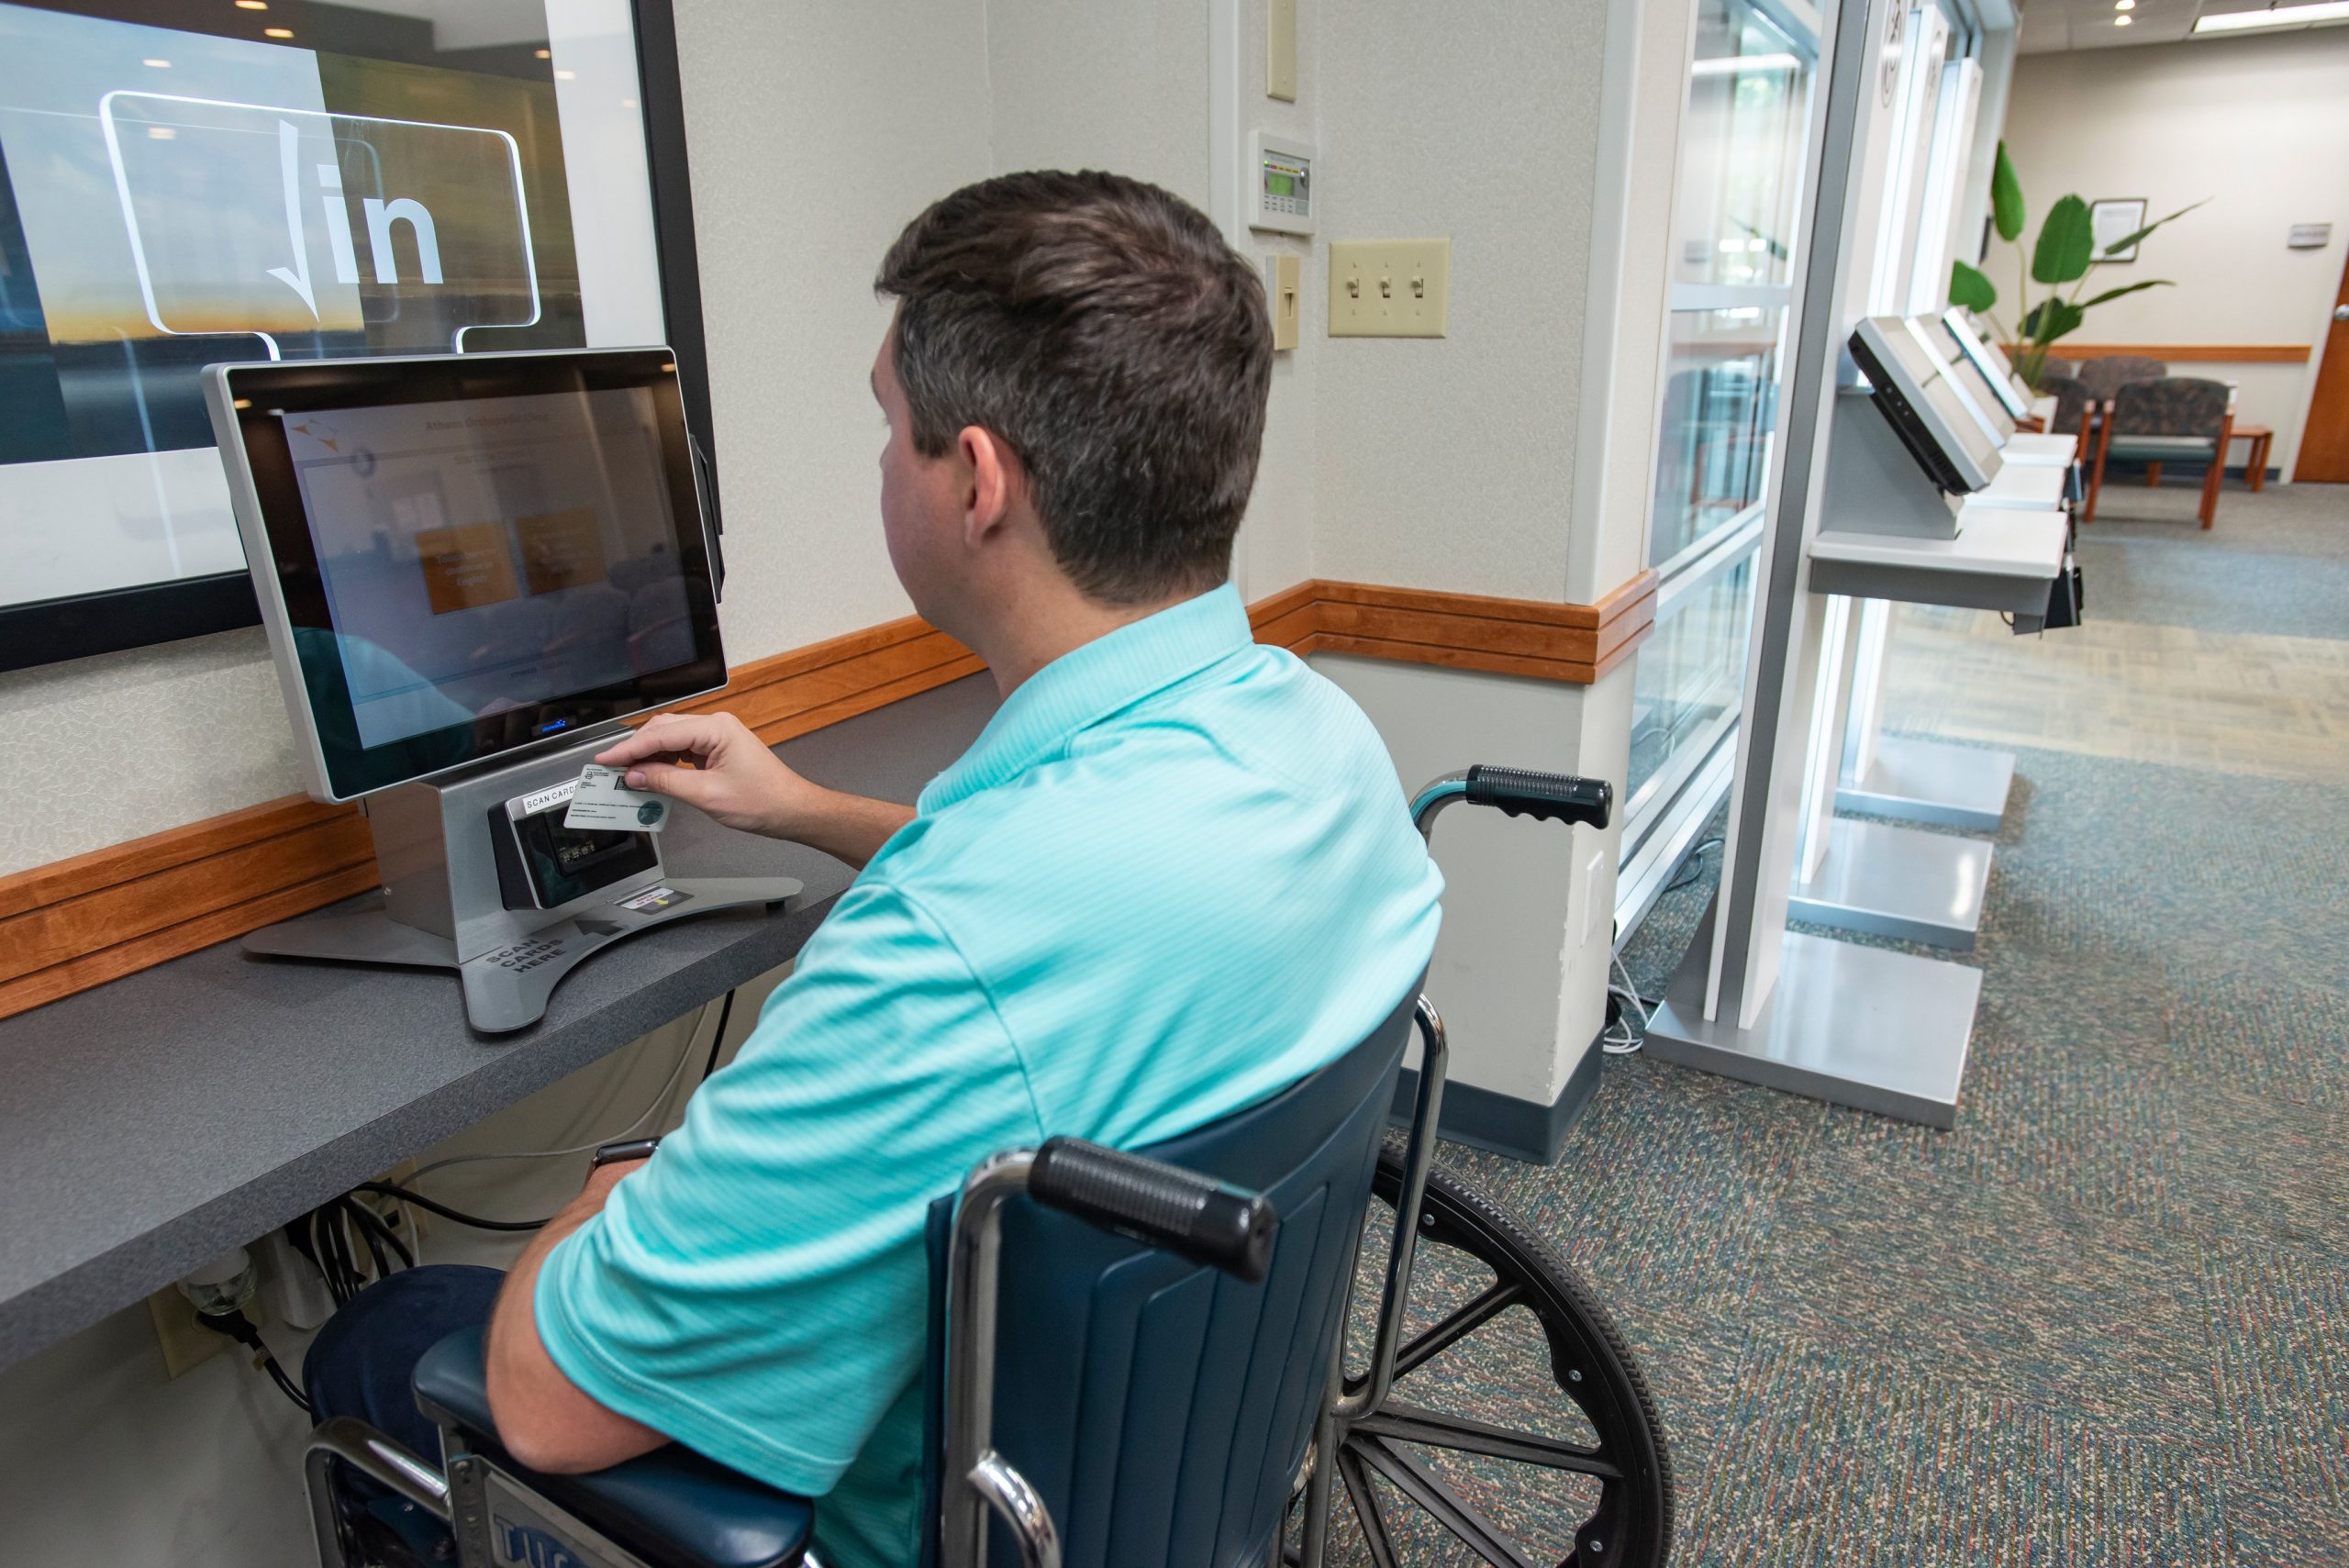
[2036,355,2075,384]
[2086,375,2234,529]
[2037,373,2096,464]
[2075,355,2165,403]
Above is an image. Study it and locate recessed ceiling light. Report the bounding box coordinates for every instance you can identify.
[141,57,170,68]
[147,126,176,139]
[534,47,551,59]
[2115,0,2134,10]
[2115,13,2132,22]
[554,68,576,80]
[2197,1,2349,28]
[235,1,268,9]
[264,26,294,37]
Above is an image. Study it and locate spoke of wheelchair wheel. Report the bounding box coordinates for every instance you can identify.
[1336,1442,1403,1568]
[1348,1434,1541,1568]
[1393,1278,1525,1383]
[1353,1401,1624,1482]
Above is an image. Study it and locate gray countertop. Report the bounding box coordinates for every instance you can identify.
[0,674,997,1372]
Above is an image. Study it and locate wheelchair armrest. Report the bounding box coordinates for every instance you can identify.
[414,1328,814,1568]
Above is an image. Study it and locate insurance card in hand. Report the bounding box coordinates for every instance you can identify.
[563,763,671,832]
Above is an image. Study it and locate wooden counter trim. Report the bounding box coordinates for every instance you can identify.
[2010,343,2311,366]
[1263,574,1658,684]
[0,615,975,1023]
[0,573,1653,1020]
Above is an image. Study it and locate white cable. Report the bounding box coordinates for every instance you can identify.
[1602,951,1652,1056]
[408,996,722,1181]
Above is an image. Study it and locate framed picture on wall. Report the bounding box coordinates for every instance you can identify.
[0,0,717,674]
[2090,197,2148,264]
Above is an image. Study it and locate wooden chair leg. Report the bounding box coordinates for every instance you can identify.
[2200,416,2232,529]
[2146,462,2161,487]
[2250,434,2270,493]
[2086,413,2114,523]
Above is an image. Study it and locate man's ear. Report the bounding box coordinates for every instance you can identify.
[957,426,1023,548]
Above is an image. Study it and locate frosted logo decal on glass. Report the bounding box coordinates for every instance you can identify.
[0,0,670,617]
[97,94,540,357]
[0,5,586,467]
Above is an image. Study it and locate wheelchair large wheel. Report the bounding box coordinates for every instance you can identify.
[1313,1136,1674,1568]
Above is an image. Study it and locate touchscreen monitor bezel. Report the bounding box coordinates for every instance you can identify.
[1849,315,2002,495]
[209,347,725,802]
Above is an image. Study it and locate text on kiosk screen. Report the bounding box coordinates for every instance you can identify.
[284,386,693,751]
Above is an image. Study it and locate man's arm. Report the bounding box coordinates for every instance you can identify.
[595,712,915,871]
[484,1157,671,1474]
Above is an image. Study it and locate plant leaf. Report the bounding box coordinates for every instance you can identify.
[2078,278,2173,310]
[1991,142,2025,243]
[2021,297,2085,343]
[2032,195,2095,284]
[1950,260,1998,311]
[2094,198,2209,261]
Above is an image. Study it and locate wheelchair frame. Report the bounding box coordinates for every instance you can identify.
[300,764,1613,1568]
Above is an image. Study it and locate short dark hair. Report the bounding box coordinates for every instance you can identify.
[875,170,1272,604]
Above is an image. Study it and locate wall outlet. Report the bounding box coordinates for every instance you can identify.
[1328,239,1449,338]
[1264,253,1301,350]
[147,1285,232,1380]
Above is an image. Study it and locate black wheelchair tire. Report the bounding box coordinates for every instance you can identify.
[1331,1134,1675,1568]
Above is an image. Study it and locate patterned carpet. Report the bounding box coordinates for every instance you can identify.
[1374,479,2349,1566]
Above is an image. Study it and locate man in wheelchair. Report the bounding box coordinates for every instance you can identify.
[308,170,1444,1568]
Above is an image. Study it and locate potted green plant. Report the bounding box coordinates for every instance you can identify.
[1951,142,2204,391]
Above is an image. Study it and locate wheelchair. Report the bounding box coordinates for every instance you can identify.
[303,765,1672,1568]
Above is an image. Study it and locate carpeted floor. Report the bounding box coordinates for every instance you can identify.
[1383,477,2349,1565]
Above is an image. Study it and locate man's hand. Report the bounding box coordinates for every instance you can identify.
[596,713,915,868]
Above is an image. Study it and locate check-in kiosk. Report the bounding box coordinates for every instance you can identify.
[206,349,799,1033]
[1644,0,2065,1129]
[1827,316,2067,536]
[1831,312,2080,835]
[1792,317,2067,951]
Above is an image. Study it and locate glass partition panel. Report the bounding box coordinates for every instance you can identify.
[1673,0,1810,289]
[1648,308,1780,571]
[1625,551,1758,817]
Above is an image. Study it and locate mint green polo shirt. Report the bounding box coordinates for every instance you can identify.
[535,584,1442,1568]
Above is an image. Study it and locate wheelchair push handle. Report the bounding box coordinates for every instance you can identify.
[1029,1138,1276,1283]
[1410,763,1614,840]
[1467,764,1612,828]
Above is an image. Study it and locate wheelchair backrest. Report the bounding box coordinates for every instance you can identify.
[919,973,1422,1568]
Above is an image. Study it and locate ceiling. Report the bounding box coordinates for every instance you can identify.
[2017,0,2349,53]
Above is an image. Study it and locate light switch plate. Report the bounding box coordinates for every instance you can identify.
[1328,239,1449,338]
[1267,0,1297,101]
[1264,254,1301,350]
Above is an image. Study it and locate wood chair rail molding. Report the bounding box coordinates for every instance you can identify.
[0,572,1653,1022]
[2008,343,2311,366]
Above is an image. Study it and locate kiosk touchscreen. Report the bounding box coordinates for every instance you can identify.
[1849,316,2004,495]
[1931,314,2080,473]
[206,349,798,1032]
[1940,311,2034,422]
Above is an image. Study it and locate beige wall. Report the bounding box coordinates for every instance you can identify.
[1310,3,1605,598]
[1999,30,2349,476]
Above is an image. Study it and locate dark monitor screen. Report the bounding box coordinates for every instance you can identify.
[208,348,725,801]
